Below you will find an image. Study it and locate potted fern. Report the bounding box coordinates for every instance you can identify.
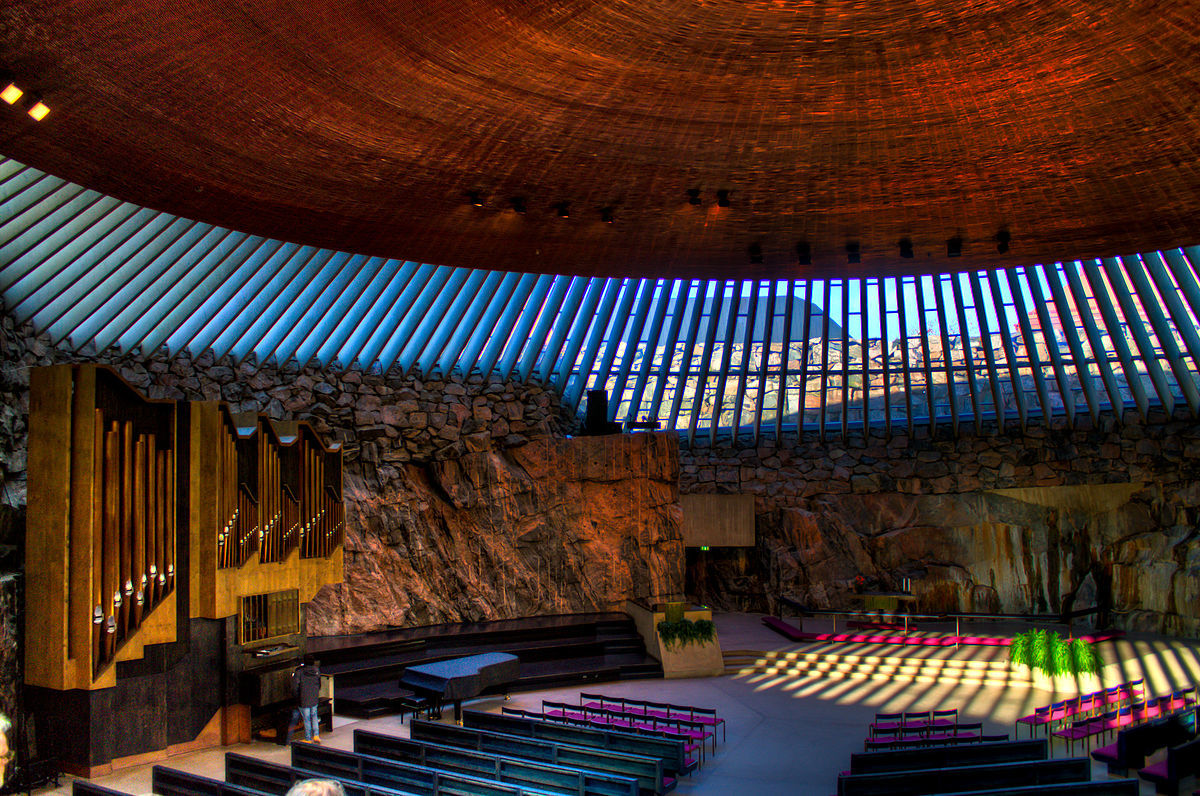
[1009,629,1102,693]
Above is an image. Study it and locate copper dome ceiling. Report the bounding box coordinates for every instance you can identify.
[2,0,1200,279]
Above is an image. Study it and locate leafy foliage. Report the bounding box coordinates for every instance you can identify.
[1009,629,1101,676]
[1070,637,1101,675]
[657,618,716,651]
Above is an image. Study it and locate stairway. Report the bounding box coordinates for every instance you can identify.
[723,648,1032,688]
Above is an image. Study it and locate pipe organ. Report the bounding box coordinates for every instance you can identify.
[26,365,344,775]
[92,406,176,674]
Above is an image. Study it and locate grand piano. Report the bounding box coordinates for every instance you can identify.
[399,652,520,721]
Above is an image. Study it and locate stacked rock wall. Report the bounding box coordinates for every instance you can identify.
[680,419,1200,636]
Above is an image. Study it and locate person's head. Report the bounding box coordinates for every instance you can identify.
[0,713,11,785]
[286,779,344,796]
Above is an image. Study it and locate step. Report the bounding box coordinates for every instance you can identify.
[726,664,1023,688]
[723,648,1032,686]
[749,648,1012,668]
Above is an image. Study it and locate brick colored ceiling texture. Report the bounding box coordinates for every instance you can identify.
[2,1,1200,279]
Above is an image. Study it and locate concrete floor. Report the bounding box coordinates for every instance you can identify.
[37,612,1200,796]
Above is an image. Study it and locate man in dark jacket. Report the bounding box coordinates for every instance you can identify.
[291,660,323,743]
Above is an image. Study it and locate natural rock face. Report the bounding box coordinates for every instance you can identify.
[682,426,1200,637]
[307,432,684,634]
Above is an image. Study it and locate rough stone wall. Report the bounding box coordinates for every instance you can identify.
[680,419,1200,636]
[308,432,684,634]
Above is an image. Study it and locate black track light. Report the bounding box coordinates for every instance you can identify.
[749,242,763,265]
[796,241,811,266]
[687,188,702,206]
[467,191,485,207]
[716,189,731,208]
[846,241,861,264]
[601,207,615,224]
[947,236,963,257]
[996,229,1011,254]
[511,197,527,214]
[899,238,914,258]
[554,201,570,218]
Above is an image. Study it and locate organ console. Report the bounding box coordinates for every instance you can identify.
[25,365,344,775]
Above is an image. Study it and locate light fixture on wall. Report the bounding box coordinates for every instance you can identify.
[749,242,763,264]
[716,189,731,208]
[467,190,485,207]
[687,188,702,206]
[796,241,811,265]
[510,197,527,214]
[947,236,963,257]
[554,201,570,218]
[846,241,860,264]
[996,229,1011,254]
[899,238,914,258]
[600,207,615,224]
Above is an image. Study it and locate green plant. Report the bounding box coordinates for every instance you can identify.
[657,617,716,651]
[1070,637,1101,675]
[1009,630,1101,677]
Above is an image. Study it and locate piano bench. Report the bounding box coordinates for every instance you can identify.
[398,695,434,723]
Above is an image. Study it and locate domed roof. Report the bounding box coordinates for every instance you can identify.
[2,1,1199,278]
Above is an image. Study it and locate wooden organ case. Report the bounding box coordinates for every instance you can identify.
[25,366,343,775]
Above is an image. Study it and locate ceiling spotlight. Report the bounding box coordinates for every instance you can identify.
[554,201,570,218]
[467,191,485,207]
[846,241,861,264]
[796,241,811,266]
[899,238,914,258]
[716,189,731,208]
[27,99,49,121]
[996,229,1011,254]
[749,242,763,265]
[1,82,22,105]
[601,207,615,224]
[510,197,527,214]
[947,236,963,257]
[686,188,702,206]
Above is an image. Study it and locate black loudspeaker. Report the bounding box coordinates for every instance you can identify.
[584,390,622,435]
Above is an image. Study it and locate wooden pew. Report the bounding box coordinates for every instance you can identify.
[154,765,271,796]
[937,781,1140,796]
[289,743,563,796]
[1091,713,1194,776]
[462,710,694,775]
[544,700,713,757]
[351,729,638,796]
[1138,736,1200,796]
[406,722,675,795]
[224,752,408,796]
[72,783,137,796]
[848,739,1049,775]
[836,757,1092,796]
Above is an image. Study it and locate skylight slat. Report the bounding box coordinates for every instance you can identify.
[1060,261,1125,418]
[1101,257,1174,415]
[985,269,1027,432]
[1122,254,1200,415]
[1043,264,1100,424]
[751,280,778,445]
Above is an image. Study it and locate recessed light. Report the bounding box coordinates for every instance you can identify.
[27,100,49,121]
[1,83,22,105]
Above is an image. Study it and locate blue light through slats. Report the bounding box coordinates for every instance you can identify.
[4,157,1200,441]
